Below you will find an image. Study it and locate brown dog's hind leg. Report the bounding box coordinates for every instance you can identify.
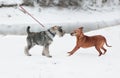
[101,47,107,55]
[95,46,102,56]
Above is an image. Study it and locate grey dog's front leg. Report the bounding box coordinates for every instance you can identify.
[42,44,52,58]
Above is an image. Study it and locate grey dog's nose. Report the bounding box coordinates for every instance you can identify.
[70,33,73,36]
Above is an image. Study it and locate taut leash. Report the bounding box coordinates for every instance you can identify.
[19,5,45,28]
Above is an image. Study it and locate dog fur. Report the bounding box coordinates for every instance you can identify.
[24,26,65,58]
[68,27,111,56]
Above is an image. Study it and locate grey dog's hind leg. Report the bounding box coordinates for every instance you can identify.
[24,45,32,56]
[24,38,35,56]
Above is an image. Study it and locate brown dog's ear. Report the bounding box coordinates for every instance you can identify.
[79,27,83,30]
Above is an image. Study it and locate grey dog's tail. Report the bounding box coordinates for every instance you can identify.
[27,26,31,34]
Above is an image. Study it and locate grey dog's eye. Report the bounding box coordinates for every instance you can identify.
[59,28,63,32]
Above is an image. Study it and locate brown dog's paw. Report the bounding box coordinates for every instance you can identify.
[67,52,73,56]
[67,52,71,53]
[98,53,102,56]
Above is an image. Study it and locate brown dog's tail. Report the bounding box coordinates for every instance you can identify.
[105,39,112,47]
[27,26,31,34]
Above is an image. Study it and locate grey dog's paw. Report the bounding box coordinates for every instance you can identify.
[47,55,52,58]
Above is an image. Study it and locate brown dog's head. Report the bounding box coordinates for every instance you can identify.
[70,27,83,36]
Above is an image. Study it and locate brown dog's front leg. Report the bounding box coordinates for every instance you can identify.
[68,45,80,56]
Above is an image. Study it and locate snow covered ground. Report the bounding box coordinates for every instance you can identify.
[0,25,120,78]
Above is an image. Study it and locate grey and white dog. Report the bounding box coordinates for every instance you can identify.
[24,26,65,58]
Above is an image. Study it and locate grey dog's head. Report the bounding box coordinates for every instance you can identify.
[49,26,65,37]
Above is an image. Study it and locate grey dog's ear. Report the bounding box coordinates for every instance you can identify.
[52,26,57,30]
[79,27,83,30]
[59,26,62,28]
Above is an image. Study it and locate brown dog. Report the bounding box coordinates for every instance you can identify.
[68,27,111,56]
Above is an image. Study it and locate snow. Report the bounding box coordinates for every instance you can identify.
[0,25,120,78]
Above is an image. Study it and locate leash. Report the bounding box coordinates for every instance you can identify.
[19,5,45,28]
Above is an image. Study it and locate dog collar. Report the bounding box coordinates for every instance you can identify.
[48,29,55,37]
